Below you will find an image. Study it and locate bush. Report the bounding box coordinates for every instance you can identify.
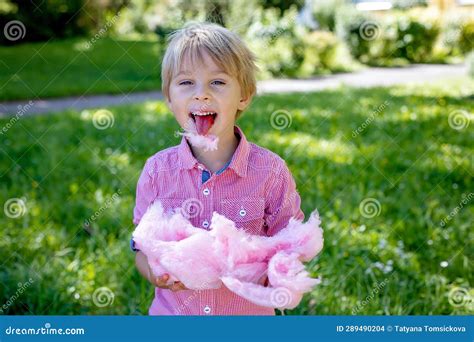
[335,5,382,64]
[311,0,347,32]
[259,0,305,13]
[298,31,355,76]
[392,10,440,62]
[114,0,259,38]
[0,0,86,44]
[467,52,474,78]
[391,0,428,9]
[439,14,464,58]
[335,7,441,65]
[459,20,474,54]
[244,6,306,78]
[114,0,209,38]
[0,0,127,45]
[433,12,474,59]
[113,0,356,79]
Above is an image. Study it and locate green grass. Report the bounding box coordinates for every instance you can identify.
[0,79,473,315]
[0,37,163,102]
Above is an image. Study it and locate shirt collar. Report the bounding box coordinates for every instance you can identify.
[178,125,250,177]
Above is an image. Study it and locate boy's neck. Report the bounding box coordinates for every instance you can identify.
[189,128,239,174]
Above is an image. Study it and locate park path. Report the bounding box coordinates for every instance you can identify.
[0,63,468,117]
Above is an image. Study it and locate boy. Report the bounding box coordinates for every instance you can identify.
[132,22,304,315]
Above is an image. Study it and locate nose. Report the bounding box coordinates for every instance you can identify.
[193,83,211,101]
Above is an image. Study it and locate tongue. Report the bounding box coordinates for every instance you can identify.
[195,115,215,136]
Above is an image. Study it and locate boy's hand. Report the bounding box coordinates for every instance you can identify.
[153,273,189,292]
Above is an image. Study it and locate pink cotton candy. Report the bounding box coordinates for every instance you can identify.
[176,118,219,152]
[132,200,324,309]
[220,277,304,309]
[221,252,321,309]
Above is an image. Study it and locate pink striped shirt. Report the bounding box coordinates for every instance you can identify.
[133,125,304,315]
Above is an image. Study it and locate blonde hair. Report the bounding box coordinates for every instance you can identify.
[161,22,258,118]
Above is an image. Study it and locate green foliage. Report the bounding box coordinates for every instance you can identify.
[259,0,305,13]
[245,6,356,79]
[336,7,441,65]
[335,5,377,63]
[114,0,229,38]
[244,6,306,78]
[0,0,84,44]
[467,52,474,78]
[0,37,162,101]
[0,2,469,102]
[459,20,474,54]
[392,10,440,63]
[391,0,428,9]
[312,0,347,32]
[438,14,465,58]
[0,0,128,44]
[298,30,356,76]
[0,79,472,314]
[428,12,473,61]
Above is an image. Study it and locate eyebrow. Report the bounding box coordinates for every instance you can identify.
[175,69,228,77]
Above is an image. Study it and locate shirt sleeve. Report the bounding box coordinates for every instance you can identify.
[264,160,304,237]
[131,158,157,253]
[133,159,155,225]
[133,157,156,226]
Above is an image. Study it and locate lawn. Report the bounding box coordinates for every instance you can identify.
[0,79,472,315]
[0,37,163,102]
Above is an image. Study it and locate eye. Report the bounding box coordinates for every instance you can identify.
[179,80,193,85]
[211,80,226,85]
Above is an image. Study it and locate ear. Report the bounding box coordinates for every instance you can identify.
[237,94,253,111]
[165,96,172,109]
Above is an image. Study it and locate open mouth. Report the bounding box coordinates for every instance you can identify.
[188,111,218,136]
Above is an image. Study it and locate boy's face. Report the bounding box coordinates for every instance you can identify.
[166,51,251,139]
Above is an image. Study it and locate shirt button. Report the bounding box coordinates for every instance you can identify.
[203,188,210,196]
[202,220,209,228]
[239,209,247,217]
[203,305,211,314]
